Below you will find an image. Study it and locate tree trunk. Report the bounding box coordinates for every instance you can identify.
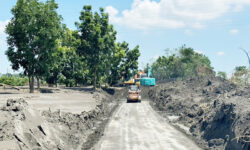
[37,77,40,89]
[30,76,35,93]
[28,76,31,88]
[94,67,97,90]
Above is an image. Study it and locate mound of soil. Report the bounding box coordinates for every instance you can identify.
[0,88,123,150]
[148,77,250,150]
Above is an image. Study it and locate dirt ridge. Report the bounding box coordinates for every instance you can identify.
[0,88,124,150]
[147,77,250,150]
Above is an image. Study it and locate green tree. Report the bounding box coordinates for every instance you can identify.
[144,63,150,74]
[0,75,28,86]
[217,71,227,79]
[231,66,249,86]
[151,46,214,80]
[6,0,62,92]
[108,43,126,85]
[120,43,140,80]
[179,46,213,77]
[76,6,116,89]
[151,55,184,80]
[45,27,87,87]
[106,41,140,85]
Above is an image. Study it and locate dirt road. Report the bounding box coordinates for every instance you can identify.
[94,101,201,150]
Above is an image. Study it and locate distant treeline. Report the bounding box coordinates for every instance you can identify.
[0,74,28,86]
[5,0,140,92]
[149,46,249,86]
[150,46,214,81]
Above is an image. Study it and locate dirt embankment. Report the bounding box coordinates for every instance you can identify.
[0,88,124,150]
[148,77,250,150]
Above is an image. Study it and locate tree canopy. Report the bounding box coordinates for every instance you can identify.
[230,66,249,86]
[76,6,140,88]
[151,46,214,80]
[6,0,62,92]
[6,2,141,90]
[217,71,227,79]
[108,42,140,85]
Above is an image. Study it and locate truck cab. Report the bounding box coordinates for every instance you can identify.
[127,85,141,103]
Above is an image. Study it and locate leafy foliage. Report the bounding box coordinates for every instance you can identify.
[76,6,140,88]
[120,45,140,80]
[0,75,28,86]
[76,6,117,88]
[152,46,214,80]
[217,71,227,79]
[144,63,150,74]
[108,42,140,85]
[6,0,62,92]
[45,27,88,87]
[5,2,140,89]
[230,66,249,86]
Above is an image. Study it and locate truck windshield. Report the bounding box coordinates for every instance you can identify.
[130,85,138,91]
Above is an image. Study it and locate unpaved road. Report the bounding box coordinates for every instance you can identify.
[94,101,201,150]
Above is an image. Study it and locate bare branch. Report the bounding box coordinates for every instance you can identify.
[240,47,250,68]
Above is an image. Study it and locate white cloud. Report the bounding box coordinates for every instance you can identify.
[106,0,250,30]
[106,6,121,24]
[0,20,9,35]
[229,29,239,35]
[217,51,225,56]
[0,20,9,47]
[233,4,243,12]
[194,50,203,54]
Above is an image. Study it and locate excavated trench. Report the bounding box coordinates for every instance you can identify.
[147,77,250,150]
[0,88,126,150]
[0,79,249,150]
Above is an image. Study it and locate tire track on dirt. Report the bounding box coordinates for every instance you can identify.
[93,101,201,150]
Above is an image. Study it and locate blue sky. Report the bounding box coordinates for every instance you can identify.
[1,0,250,77]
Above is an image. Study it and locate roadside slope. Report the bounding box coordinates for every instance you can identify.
[148,77,250,150]
[0,88,123,150]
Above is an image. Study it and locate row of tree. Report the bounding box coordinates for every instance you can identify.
[150,46,250,86]
[217,66,250,86]
[151,46,214,81]
[6,0,140,92]
[230,66,250,86]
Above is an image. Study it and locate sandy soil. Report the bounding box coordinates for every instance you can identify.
[0,87,120,150]
[0,87,96,114]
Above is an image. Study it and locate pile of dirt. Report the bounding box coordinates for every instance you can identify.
[148,77,250,150]
[0,88,123,150]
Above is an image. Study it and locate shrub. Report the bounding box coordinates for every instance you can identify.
[0,75,29,86]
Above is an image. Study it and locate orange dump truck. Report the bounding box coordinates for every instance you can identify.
[127,85,141,103]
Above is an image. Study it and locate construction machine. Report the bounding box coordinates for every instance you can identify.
[127,85,141,103]
[140,67,156,86]
[124,78,135,85]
